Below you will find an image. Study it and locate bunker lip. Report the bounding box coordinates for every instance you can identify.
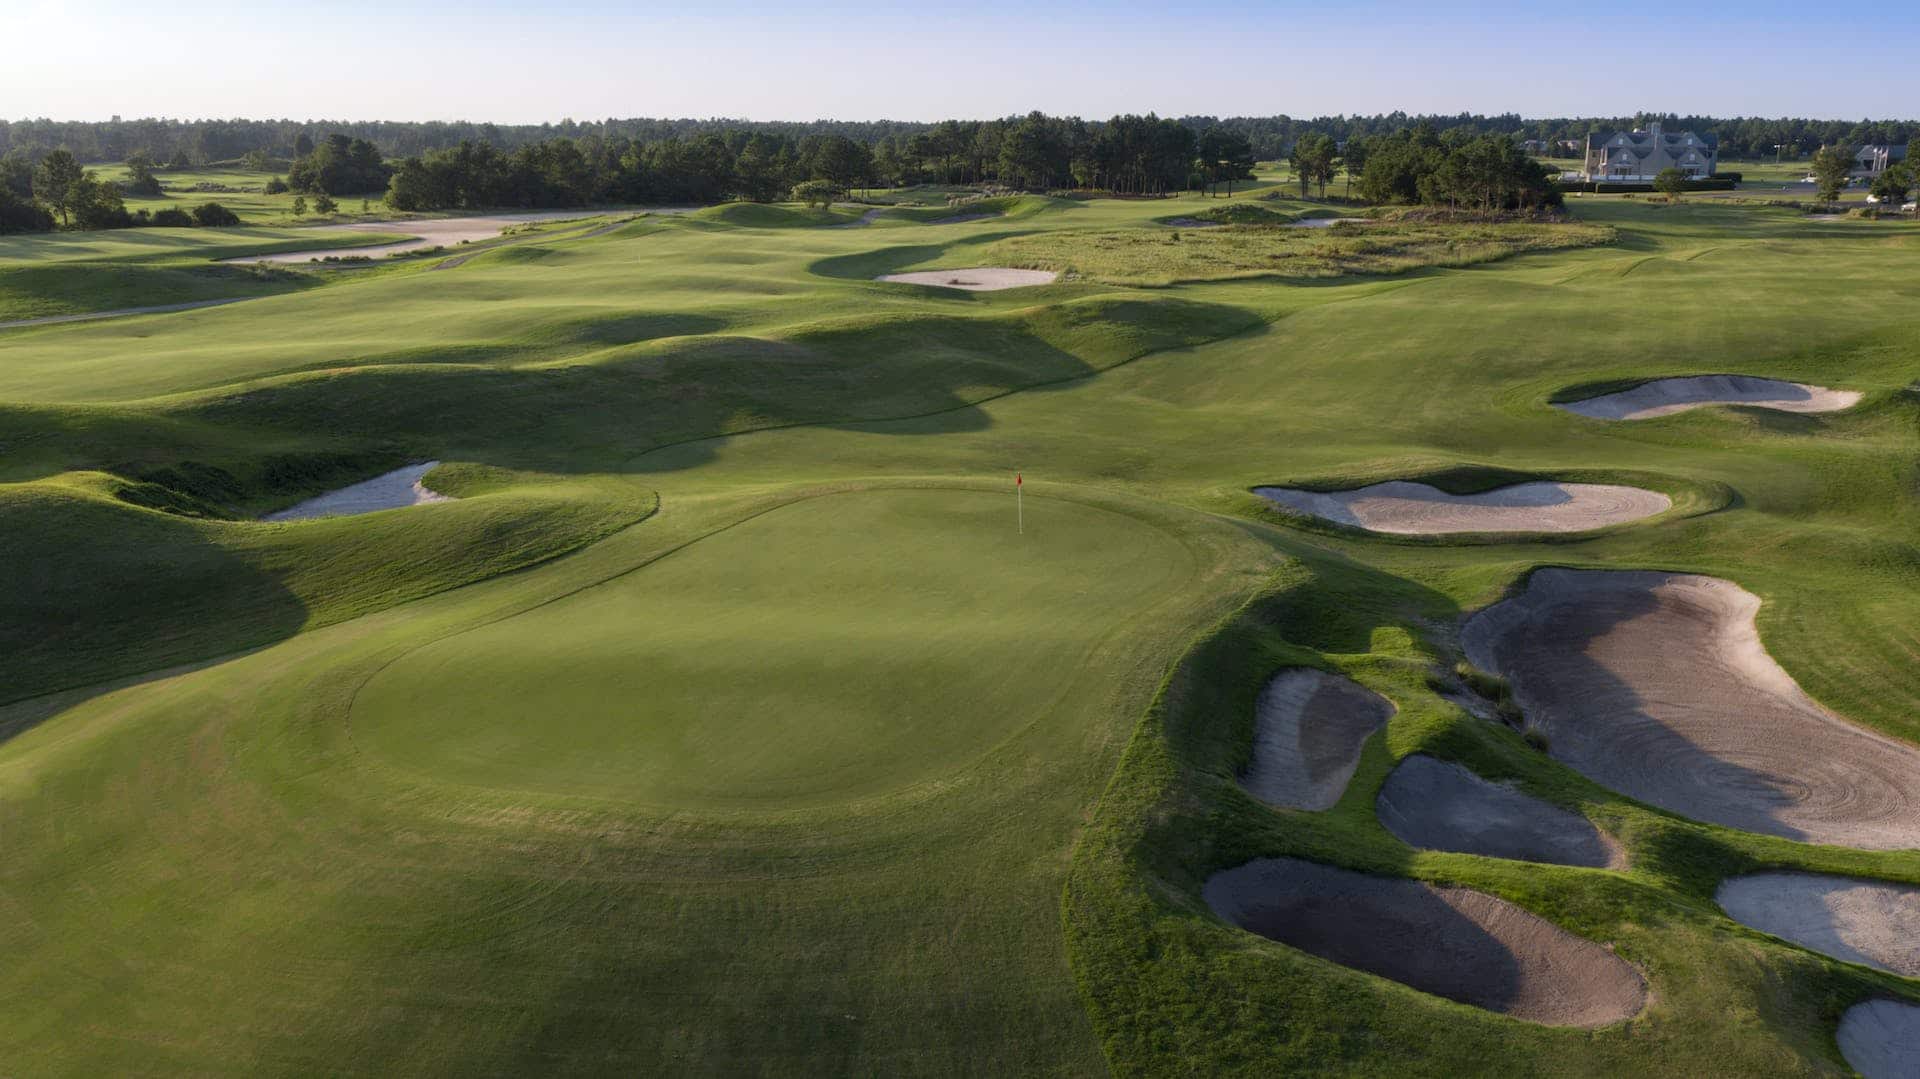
[222,209,680,265]
[1556,375,1862,420]
[1377,755,1624,868]
[1205,857,1646,1027]
[1838,1000,1920,1079]
[261,461,450,522]
[1241,670,1393,811]
[1462,569,1920,849]
[1254,480,1670,535]
[875,267,1059,291]
[1716,872,1920,977]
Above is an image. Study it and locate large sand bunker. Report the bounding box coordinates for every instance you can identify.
[262,462,449,522]
[1557,375,1861,421]
[225,210,660,265]
[1254,481,1670,535]
[1717,873,1920,976]
[1205,858,1646,1026]
[1838,999,1920,1079]
[1377,755,1623,868]
[1241,670,1393,810]
[1463,570,1920,848]
[875,267,1058,291]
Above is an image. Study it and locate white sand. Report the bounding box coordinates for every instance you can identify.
[1717,873,1920,976]
[1463,570,1920,848]
[1557,375,1861,421]
[1206,857,1646,1027]
[224,210,681,265]
[1287,216,1362,228]
[262,462,450,522]
[876,267,1058,291]
[1376,755,1623,868]
[1241,670,1394,810]
[1255,480,1670,535]
[1838,999,1920,1079]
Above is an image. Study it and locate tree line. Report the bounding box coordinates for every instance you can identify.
[0,150,239,234]
[7,112,1916,170]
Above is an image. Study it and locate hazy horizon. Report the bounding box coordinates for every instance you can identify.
[8,0,1918,125]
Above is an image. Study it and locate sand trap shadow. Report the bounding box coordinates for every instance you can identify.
[261,462,450,522]
[1377,755,1624,868]
[1240,670,1393,810]
[1205,857,1645,1027]
[875,267,1058,291]
[1557,375,1861,421]
[1838,999,1920,1079]
[1717,872,1920,976]
[1255,480,1669,535]
[1463,570,1920,848]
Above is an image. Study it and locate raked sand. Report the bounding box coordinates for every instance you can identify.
[1556,375,1860,421]
[1256,480,1669,535]
[262,462,450,522]
[1464,570,1920,848]
[1717,873,1920,976]
[876,267,1058,291]
[1838,1000,1920,1079]
[1205,857,1645,1027]
[224,211,662,265]
[1376,755,1623,868]
[1240,670,1393,810]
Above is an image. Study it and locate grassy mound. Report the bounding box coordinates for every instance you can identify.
[986,219,1614,286]
[689,201,866,228]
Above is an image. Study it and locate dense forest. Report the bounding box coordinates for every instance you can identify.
[3,112,1916,167]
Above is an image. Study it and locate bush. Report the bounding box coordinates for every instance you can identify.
[312,193,338,214]
[263,175,289,194]
[191,202,240,227]
[1717,171,1744,183]
[1557,178,1735,194]
[149,207,194,227]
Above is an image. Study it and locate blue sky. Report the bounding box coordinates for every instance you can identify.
[7,1,1914,122]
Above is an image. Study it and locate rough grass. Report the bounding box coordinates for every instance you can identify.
[985,219,1616,285]
[3,190,1920,1075]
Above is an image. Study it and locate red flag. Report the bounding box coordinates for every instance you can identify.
[1016,473,1022,486]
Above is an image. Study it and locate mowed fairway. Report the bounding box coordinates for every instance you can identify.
[354,488,1196,807]
[4,184,1920,1075]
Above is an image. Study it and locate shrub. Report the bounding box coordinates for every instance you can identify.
[149,207,194,227]
[263,175,289,194]
[191,202,240,227]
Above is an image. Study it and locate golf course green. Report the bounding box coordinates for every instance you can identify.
[5,180,1920,1075]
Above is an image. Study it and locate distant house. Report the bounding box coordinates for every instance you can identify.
[1581,123,1718,181]
[1852,144,1909,178]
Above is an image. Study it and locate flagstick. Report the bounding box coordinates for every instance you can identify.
[1017,472,1023,535]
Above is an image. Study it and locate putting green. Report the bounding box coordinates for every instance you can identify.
[351,487,1192,807]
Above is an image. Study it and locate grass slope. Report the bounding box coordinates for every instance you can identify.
[1,188,1918,1075]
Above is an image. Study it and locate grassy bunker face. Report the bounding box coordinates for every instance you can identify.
[1463,570,1920,848]
[1376,755,1623,868]
[261,462,450,521]
[1255,480,1669,535]
[1241,670,1393,810]
[1557,375,1861,421]
[1838,1000,1920,1079]
[1204,858,1646,1027]
[350,488,1193,809]
[875,268,1058,290]
[1717,873,1920,976]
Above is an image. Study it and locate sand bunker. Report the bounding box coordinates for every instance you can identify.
[1717,873,1920,976]
[1254,481,1670,535]
[1557,375,1861,421]
[875,267,1058,291]
[262,462,449,522]
[1838,999,1920,1079]
[224,210,676,265]
[1241,670,1394,810]
[1205,858,1645,1026]
[1463,570,1920,848]
[1377,755,1623,868]
[1286,216,1362,228]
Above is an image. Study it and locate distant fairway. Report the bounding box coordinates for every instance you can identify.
[4,181,1920,1076]
[353,488,1194,807]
